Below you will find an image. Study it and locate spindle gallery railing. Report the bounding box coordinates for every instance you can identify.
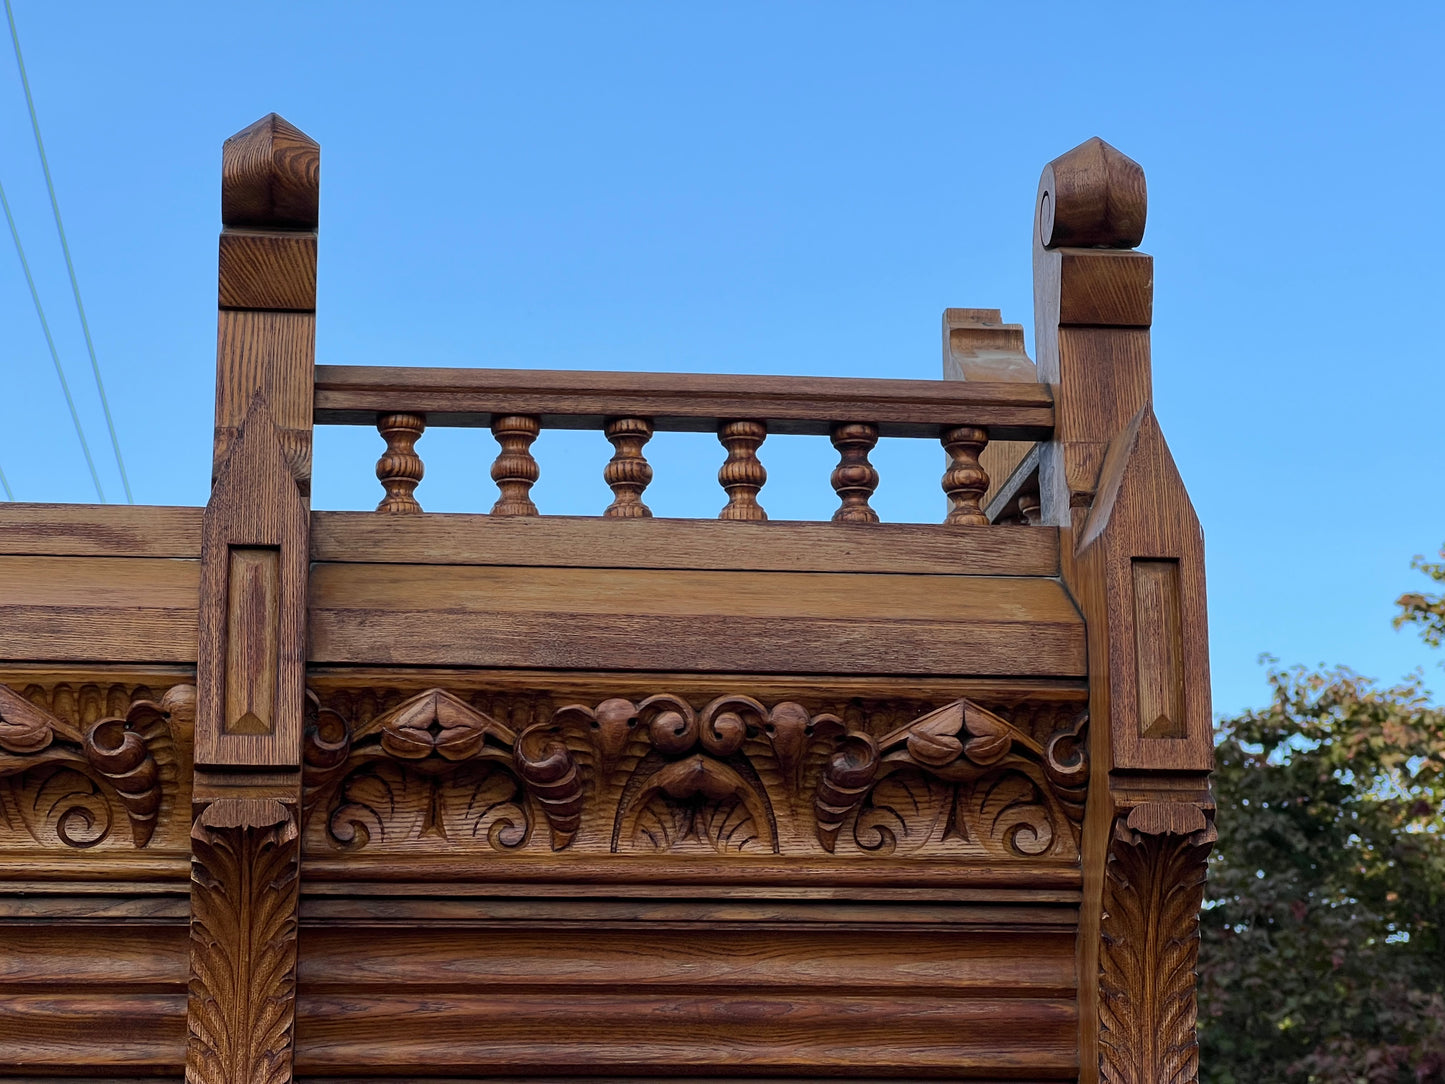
[315,364,1055,523]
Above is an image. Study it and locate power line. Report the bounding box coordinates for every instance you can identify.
[0,173,106,501]
[5,0,131,502]
[0,462,13,500]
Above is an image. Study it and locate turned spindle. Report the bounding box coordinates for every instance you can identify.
[829,422,880,524]
[602,417,654,518]
[941,425,989,525]
[717,419,767,521]
[375,413,425,513]
[1018,491,1042,526]
[490,414,541,516]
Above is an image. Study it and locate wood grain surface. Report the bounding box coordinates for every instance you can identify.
[314,365,1055,439]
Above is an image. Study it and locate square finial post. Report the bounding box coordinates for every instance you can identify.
[189,114,319,1084]
[1032,138,1214,1084]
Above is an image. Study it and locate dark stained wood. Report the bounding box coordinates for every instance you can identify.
[1031,137,1213,1084]
[488,414,541,516]
[314,365,1055,439]
[601,416,654,517]
[218,232,317,311]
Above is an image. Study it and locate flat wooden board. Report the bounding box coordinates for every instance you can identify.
[0,505,202,558]
[309,562,1085,676]
[0,556,200,664]
[312,512,1059,576]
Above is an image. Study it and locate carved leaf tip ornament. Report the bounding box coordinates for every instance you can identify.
[814,698,1088,858]
[302,687,583,852]
[187,797,299,1084]
[1098,801,1217,1084]
[0,681,187,848]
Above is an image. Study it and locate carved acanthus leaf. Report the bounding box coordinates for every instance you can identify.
[1098,803,1216,1084]
[187,797,299,1084]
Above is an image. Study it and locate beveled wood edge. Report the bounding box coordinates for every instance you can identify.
[314,365,1055,440]
[985,443,1042,523]
[312,511,1060,576]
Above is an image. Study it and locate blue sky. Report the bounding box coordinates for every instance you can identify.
[1,2,1441,715]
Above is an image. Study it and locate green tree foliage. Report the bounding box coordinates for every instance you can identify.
[1199,553,1445,1083]
[1397,546,1445,649]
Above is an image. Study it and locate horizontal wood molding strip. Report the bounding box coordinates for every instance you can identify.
[314,365,1055,439]
[308,561,1084,675]
[0,993,185,1074]
[0,556,200,664]
[311,512,1060,576]
[293,992,1078,1077]
[310,563,1079,622]
[296,926,1076,995]
[296,857,1084,891]
[0,505,202,558]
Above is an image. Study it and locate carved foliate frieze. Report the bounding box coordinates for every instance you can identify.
[187,796,299,1084]
[302,688,581,853]
[304,687,1088,860]
[1099,801,1217,1084]
[0,681,194,849]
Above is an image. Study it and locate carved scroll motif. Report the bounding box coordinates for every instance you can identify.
[304,688,1088,861]
[555,695,844,854]
[187,797,299,1084]
[815,699,1088,859]
[0,681,192,848]
[1098,802,1216,1084]
[302,688,582,852]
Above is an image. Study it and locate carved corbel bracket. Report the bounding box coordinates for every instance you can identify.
[0,681,188,848]
[187,796,300,1084]
[1098,799,1216,1084]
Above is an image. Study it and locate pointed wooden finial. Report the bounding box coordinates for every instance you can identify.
[1036,137,1146,250]
[222,113,319,229]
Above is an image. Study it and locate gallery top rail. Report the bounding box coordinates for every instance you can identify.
[312,364,1055,440]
